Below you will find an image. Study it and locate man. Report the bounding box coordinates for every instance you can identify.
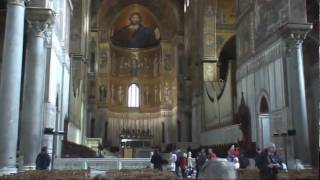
[111,12,160,48]
[36,146,51,170]
[196,149,207,179]
[150,149,163,171]
[175,149,182,177]
[98,142,104,157]
[256,143,283,180]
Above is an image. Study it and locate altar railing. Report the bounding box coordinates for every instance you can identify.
[53,157,196,171]
[53,158,152,171]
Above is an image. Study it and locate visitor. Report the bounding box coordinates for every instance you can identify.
[35,146,51,170]
[150,149,163,171]
[295,159,304,170]
[175,149,182,177]
[227,146,235,162]
[239,153,250,168]
[233,157,240,169]
[207,148,217,160]
[195,149,207,179]
[149,151,154,169]
[254,147,261,166]
[98,142,103,157]
[180,153,188,178]
[168,151,177,173]
[227,145,240,161]
[186,151,194,178]
[187,151,193,167]
[256,143,283,180]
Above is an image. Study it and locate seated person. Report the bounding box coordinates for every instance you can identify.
[256,143,283,180]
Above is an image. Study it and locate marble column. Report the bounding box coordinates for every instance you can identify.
[19,8,54,169]
[283,23,312,164]
[0,0,26,175]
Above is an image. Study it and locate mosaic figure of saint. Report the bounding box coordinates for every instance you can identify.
[111,12,160,48]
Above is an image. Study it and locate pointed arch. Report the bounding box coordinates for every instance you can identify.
[128,83,140,107]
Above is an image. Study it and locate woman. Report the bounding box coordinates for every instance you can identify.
[208,148,217,160]
[180,153,188,178]
[168,152,177,173]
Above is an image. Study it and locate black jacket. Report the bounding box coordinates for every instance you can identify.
[256,150,283,176]
[151,153,163,170]
[36,152,51,170]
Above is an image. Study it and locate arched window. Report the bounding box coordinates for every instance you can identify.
[260,96,269,114]
[128,84,140,107]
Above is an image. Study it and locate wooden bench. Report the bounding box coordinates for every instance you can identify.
[237,169,319,180]
[107,169,175,180]
[0,170,89,180]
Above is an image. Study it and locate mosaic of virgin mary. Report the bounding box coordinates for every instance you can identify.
[111,12,161,48]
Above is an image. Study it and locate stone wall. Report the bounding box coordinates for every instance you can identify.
[200,124,242,145]
[41,0,72,157]
[236,0,316,167]
[68,0,91,146]
[185,0,237,145]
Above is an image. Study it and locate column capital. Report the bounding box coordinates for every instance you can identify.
[43,24,53,48]
[7,0,28,7]
[25,7,55,38]
[280,23,313,49]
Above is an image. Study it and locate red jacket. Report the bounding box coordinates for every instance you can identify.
[180,157,188,171]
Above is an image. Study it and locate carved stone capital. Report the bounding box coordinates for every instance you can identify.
[280,23,313,50]
[26,20,47,37]
[25,7,55,38]
[7,0,28,7]
[44,24,53,48]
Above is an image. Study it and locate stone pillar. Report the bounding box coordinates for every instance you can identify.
[283,23,312,165]
[19,7,54,169]
[0,0,26,175]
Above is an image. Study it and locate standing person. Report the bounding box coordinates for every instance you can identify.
[239,153,250,169]
[187,152,194,178]
[149,151,154,169]
[36,146,51,170]
[175,149,182,177]
[180,153,188,178]
[98,142,103,157]
[196,149,207,179]
[187,151,193,168]
[208,148,217,160]
[168,151,177,173]
[227,145,240,161]
[150,149,163,171]
[256,143,283,180]
[254,147,262,166]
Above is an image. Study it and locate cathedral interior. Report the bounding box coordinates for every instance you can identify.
[0,0,319,178]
